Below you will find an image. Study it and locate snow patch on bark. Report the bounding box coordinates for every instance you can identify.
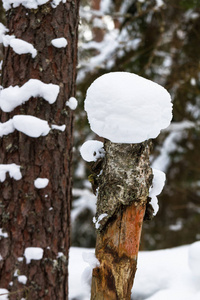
[13,115,50,138]
[17,275,27,285]
[10,38,37,58]
[66,97,78,110]
[51,124,66,132]
[0,79,59,112]
[80,140,105,162]
[0,119,15,137]
[0,288,9,299]
[93,213,108,229]
[0,117,65,138]
[24,247,44,264]
[34,178,49,189]
[51,37,68,48]
[0,164,22,182]
[3,0,66,10]
[2,34,15,47]
[1,25,37,59]
[0,229,8,238]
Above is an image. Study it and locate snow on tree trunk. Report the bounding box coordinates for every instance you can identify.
[0,1,79,299]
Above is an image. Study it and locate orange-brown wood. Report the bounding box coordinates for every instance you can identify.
[91,202,146,300]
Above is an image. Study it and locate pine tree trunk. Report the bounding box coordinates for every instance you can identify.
[0,1,79,299]
[91,140,152,300]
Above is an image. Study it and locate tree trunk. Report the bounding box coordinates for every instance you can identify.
[91,0,105,43]
[0,1,79,299]
[91,140,152,300]
[0,2,5,62]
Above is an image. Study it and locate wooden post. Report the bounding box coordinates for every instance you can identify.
[91,140,153,300]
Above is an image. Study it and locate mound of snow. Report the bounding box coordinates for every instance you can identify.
[188,241,200,277]
[85,72,172,144]
[69,242,200,300]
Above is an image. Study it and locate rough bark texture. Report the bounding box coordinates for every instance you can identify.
[91,140,152,300]
[0,1,79,299]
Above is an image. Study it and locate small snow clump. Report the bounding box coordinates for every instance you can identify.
[0,164,22,182]
[93,213,108,230]
[85,72,172,144]
[51,37,68,48]
[80,140,105,162]
[51,124,66,132]
[17,257,23,262]
[34,178,49,189]
[51,0,66,8]
[17,275,27,285]
[0,79,59,112]
[0,116,51,138]
[10,38,37,58]
[149,169,166,215]
[3,0,66,10]
[13,115,50,138]
[24,247,44,264]
[57,252,64,258]
[66,97,78,110]
[0,228,8,238]
[2,34,15,47]
[155,0,164,9]
[0,119,15,137]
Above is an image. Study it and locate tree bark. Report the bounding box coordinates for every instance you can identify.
[91,0,105,43]
[0,1,79,299]
[91,140,152,300]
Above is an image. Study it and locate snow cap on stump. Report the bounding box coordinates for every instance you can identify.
[85,72,173,144]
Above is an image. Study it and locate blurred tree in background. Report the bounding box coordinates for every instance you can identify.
[73,0,200,250]
[1,0,200,250]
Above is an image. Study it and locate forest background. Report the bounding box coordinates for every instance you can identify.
[0,0,200,252]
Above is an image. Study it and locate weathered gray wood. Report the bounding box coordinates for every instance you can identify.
[91,140,152,299]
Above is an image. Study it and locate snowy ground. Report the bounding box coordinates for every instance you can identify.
[69,242,200,300]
